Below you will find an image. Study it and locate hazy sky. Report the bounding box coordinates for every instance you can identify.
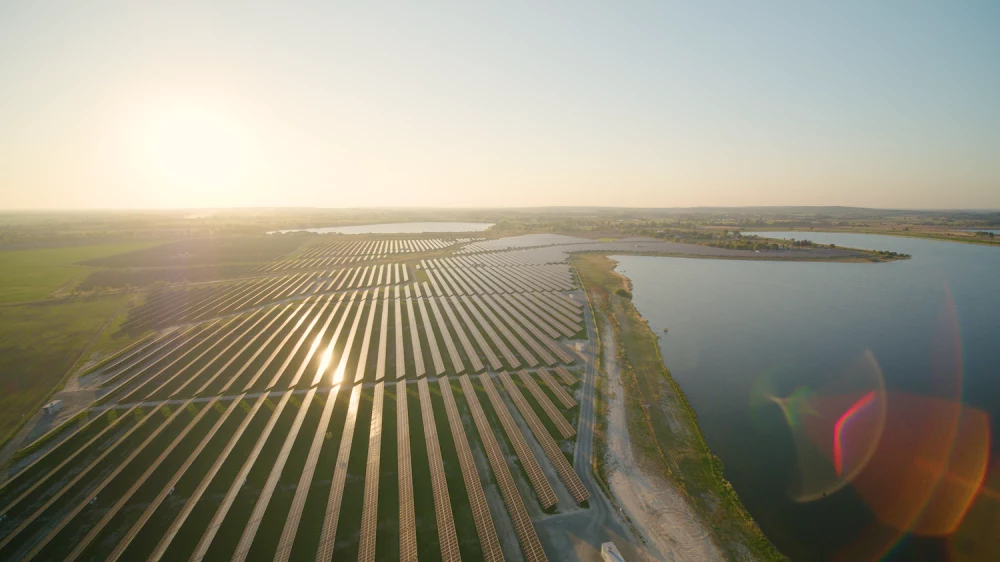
[1,2,998,210]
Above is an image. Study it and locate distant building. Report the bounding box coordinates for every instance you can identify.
[42,400,63,415]
[601,542,625,562]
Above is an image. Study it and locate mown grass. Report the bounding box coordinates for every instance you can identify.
[0,241,158,303]
[572,253,786,561]
[0,293,130,447]
[87,292,148,360]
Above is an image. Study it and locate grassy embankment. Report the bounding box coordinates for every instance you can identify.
[572,253,785,561]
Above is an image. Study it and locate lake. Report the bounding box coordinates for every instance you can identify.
[614,233,999,561]
[270,221,493,234]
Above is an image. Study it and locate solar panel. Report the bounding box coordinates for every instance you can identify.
[477,373,557,509]
[274,386,341,562]
[376,286,390,380]
[536,367,577,409]
[415,290,446,374]
[479,294,555,365]
[459,375,549,562]
[417,378,461,562]
[516,370,575,439]
[354,292,381,383]
[316,383,363,562]
[36,396,209,562]
[450,295,502,370]
[147,393,271,562]
[437,293,483,372]
[497,372,589,504]
[405,285,426,377]
[358,382,384,562]
[438,377,503,562]
[425,291,464,373]
[395,286,406,379]
[231,389,318,562]
[553,365,579,385]
[397,381,418,562]
[462,295,522,368]
[189,391,295,562]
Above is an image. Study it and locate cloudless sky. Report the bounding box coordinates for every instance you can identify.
[1,1,998,210]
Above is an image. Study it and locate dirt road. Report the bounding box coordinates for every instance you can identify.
[601,316,722,561]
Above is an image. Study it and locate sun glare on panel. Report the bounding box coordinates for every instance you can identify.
[316,348,333,383]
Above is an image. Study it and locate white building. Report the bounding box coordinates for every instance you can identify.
[601,542,625,562]
[42,400,63,415]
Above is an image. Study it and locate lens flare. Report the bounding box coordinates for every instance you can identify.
[831,283,991,561]
[949,461,1000,561]
[751,281,991,561]
[834,391,876,477]
[759,350,888,502]
[849,395,989,536]
[833,398,990,562]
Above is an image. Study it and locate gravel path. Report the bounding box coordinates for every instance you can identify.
[602,317,722,561]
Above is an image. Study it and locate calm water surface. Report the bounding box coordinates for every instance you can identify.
[614,233,999,561]
[271,221,493,234]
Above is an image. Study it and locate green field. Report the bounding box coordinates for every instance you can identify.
[0,294,130,445]
[0,242,158,303]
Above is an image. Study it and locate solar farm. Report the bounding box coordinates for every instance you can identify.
[0,233,617,561]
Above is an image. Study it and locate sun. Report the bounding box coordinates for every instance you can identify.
[132,99,252,206]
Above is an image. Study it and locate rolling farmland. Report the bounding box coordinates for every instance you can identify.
[0,233,601,562]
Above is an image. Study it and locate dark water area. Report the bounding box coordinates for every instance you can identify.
[614,233,1000,561]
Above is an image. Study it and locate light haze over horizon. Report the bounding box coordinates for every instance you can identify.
[2,2,998,210]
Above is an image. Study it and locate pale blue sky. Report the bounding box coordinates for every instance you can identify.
[1,1,998,209]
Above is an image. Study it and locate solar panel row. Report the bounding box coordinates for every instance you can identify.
[316,384,363,562]
[438,377,504,562]
[106,394,247,561]
[517,370,576,439]
[231,388,318,562]
[459,375,549,562]
[149,393,272,562]
[274,386,341,562]
[417,378,461,562]
[358,382,384,562]
[497,372,589,505]
[396,381,418,562]
[299,238,457,259]
[0,234,600,561]
[554,365,579,386]
[402,286,425,377]
[189,391,295,561]
[537,367,577,409]
[25,395,207,561]
[477,373,557,510]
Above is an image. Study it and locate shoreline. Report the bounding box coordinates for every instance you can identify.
[573,253,786,561]
[743,227,1000,247]
[572,248,906,263]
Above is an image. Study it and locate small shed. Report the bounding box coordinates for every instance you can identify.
[601,542,625,562]
[42,400,63,415]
